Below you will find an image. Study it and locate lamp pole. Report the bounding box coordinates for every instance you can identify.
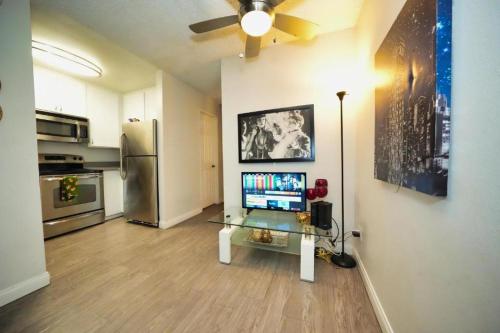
[332,91,356,268]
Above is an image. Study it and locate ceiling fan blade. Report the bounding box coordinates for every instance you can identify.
[274,13,319,39]
[239,0,287,6]
[245,36,261,58]
[189,15,239,33]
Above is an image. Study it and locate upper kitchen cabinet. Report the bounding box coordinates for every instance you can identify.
[123,90,145,122]
[86,84,121,148]
[33,66,86,118]
[123,87,158,123]
[144,87,159,121]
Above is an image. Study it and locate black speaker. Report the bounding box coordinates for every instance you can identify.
[311,201,332,230]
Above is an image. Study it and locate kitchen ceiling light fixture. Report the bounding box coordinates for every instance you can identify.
[32,40,102,78]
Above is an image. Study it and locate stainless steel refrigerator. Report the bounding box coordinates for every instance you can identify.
[120,120,159,226]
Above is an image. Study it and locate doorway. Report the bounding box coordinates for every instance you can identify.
[200,111,219,208]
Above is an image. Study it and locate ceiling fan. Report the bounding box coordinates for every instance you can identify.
[189,0,319,58]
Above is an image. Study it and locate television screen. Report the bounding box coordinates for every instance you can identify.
[242,172,306,212]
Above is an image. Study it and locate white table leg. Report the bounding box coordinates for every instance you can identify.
[218,225,238,264]
[300,233,315,282]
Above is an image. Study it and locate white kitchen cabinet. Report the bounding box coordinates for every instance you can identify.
[122,86,158,123]
[86,84,121,148]
[103,170,123,219]
[123,90,145,122]
[144,87,159,121]
[33,66,86,117]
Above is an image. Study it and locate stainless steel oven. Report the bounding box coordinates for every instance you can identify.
[36,110,89,143]
[39,154,104,238]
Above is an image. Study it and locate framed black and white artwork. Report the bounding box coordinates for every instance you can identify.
[238,105,315,163]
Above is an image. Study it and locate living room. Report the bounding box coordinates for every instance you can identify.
[0,1,498,332]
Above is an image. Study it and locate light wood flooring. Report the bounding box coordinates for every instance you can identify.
[0,205,380,332]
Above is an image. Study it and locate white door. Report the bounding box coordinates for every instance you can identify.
[86,84,120,148]
[200,112,218,208]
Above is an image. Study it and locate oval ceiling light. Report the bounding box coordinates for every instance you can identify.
[240,2,274,37]
[32,40,103,78]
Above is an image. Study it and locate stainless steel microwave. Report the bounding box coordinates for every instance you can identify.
[36,110,89,143]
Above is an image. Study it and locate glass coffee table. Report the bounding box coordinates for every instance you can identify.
[208,209,331,282]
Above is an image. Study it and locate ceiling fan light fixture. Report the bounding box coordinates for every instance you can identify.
[239,1,274,37]
[241,10,272,37]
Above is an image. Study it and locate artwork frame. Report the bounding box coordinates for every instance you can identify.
[238,104,315,163]
[374,0,452,196]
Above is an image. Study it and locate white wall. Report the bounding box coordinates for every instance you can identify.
[354,0,500,332]
[0,0,50,306]
[159,72,219,228]
[221,30,360,242]
[37,141,119,162]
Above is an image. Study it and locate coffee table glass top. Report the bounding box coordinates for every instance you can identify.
[208,209,329,238]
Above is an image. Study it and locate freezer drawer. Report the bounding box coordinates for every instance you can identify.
[123,156,159,226]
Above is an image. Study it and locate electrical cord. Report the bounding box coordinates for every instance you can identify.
[331,217,340,242]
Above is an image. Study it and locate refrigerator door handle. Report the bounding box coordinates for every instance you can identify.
[120,133,127,180]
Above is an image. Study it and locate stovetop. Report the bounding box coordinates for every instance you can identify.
[38,165,100,176]
[38,153,101,176]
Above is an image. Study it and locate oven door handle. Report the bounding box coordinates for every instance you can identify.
[41,174,103,182]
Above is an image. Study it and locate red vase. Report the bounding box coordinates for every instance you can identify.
[306,188,317,200]
[315,179,328,187]
[316,186,328,198]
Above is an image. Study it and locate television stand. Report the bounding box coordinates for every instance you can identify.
[208,209,329,282]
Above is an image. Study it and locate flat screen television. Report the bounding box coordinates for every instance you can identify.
[241,172,307,212]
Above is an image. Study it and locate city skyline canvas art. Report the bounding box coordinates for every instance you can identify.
[374,0,452,196]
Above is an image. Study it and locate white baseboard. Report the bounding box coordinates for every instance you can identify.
[0,271,50,307]
[159,207,203,229]
[353,248,394,333]
[105,212,123,221]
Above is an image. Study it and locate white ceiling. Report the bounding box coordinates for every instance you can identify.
[31,0,364,99]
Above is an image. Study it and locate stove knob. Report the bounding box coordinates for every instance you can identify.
[73,157,77,160]
[79,157,83,161]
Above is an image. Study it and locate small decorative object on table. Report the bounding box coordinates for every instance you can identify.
[306,188,317,200]
[247,228,289,247]
[250,228,262,241]
[261,230,273,243]
[307,178,329,201]
[296,211,311,225]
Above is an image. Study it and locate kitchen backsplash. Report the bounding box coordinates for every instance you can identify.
[37,141,120,162]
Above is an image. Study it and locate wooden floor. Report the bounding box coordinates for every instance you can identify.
[0,205,380,333]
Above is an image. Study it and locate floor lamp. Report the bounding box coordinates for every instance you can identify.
[332,91,357,268]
